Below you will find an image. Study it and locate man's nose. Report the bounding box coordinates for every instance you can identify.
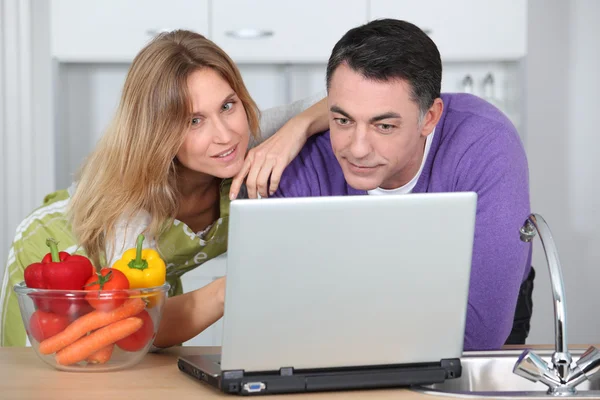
[348,125,372,159]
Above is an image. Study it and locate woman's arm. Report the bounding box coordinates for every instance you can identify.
[231,93,329,199]
[153,277,225,348]
[255,91,327,145]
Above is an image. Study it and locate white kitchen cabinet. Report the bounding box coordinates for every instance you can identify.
[210,0,367,63]
[369,0,526,61]
[50,0,209,62]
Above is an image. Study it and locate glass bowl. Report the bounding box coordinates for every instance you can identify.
[13,281,170,372]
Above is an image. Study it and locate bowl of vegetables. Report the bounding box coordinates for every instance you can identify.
[13,236,170,372]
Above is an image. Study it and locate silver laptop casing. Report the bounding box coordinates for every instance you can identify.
[221,193,476,372]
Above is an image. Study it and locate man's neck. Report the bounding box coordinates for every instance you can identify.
[380,136,428,190]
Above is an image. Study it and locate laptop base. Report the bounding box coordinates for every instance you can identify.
[178,354,461,395]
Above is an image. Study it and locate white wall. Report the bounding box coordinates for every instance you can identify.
[0,0,55,285]
[526,0,600,345]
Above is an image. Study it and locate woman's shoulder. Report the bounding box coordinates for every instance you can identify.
[41,188,71,207]
[17,188,72,233]
[10,188,78,266]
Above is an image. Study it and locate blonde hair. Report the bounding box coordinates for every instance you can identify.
[68,30,260,267]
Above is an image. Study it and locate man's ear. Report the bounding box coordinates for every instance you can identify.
[420,98,443,137]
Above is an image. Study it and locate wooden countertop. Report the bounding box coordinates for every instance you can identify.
[1,345,592,399]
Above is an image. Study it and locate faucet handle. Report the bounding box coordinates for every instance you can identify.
[575,346,600,381]
[513,350,561,386]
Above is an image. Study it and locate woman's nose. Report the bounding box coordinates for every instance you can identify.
[212,118,235,144]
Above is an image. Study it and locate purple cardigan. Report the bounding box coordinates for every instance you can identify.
[273,93,532,351]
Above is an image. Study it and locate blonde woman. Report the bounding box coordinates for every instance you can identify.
[0,30,327,347]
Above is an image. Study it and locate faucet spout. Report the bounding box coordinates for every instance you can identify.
[512,213,600,394]
[519,214,568,358]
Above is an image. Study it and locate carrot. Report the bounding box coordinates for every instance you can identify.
[86,344,114,364]
[39,297,145,355]
[55,317,143,366]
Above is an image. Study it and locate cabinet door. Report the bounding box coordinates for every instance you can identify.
[211,0,368,63]
[51,0,209,62]
[369,0,526,61]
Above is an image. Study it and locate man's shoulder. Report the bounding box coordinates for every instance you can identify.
[441,93,518,136]
[300,130,336,158]
[437,93,524,155]
[275,130,344,197]
[283,130,336,171]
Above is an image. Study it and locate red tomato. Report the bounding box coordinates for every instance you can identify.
[29,310,70,342]
[84,268,130,311]
[67,301,94,322]
[30,292,90,318]
[115,310,155,352]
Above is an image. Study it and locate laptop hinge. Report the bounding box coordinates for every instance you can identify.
[222,369,245,380]
[440,358,462,379]
[279,367,294,376]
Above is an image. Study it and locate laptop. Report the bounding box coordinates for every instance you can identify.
[178,192,477,395]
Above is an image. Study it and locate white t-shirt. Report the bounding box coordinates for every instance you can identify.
[368,128,435,195]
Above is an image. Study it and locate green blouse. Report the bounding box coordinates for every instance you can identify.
[0,180,233,346]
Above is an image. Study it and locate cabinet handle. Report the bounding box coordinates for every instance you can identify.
[225,29,274,39]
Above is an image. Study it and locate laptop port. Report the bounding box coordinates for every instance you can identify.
[243,382,266,393]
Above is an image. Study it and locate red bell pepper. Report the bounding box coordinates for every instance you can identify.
[24,238,95,316]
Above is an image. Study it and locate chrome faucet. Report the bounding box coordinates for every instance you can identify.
[513,213,600,395]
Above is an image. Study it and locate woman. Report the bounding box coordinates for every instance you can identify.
[0,30,327,347]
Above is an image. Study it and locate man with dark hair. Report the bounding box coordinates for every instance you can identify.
[272,19,533,351]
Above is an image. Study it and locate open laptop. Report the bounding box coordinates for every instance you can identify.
[178,192,477,395]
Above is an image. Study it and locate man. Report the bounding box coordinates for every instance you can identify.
[272,19,533,351]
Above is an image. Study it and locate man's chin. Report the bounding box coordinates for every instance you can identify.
[343,174,381,191]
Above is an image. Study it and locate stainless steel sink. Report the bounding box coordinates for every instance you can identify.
[411,349,600,398]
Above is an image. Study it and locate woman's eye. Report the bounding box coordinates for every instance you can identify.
[191,117,201,126]
[222,102,233,112]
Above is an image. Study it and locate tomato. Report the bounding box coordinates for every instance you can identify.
[29,310,70,342]
[115,310,155,352]
[67,301,94,322]
[30,292,91,319]
[84,268,130,311]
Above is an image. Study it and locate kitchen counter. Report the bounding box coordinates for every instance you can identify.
[0,345,591,399]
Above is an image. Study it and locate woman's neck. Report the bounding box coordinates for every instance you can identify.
[176,166,221,232]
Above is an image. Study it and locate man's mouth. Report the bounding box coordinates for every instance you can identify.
[344,159,381,175]
[347,160,378,169]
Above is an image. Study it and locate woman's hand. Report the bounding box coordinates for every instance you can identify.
[230,123,308,199]
[153,276,226,349]
[230,98,328,200]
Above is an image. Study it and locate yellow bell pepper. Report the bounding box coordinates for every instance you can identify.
[112,234,166,289]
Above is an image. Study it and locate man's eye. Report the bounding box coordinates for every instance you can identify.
[222,102,233,112]
[336,118,350,125]
[378,124,395,132]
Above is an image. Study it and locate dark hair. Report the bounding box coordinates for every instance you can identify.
[326,19,442,116]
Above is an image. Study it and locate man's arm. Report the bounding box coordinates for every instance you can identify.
[270,134,334,198]
[456,129,532,350]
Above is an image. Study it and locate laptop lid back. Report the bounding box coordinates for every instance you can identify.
[221,193,476,372]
